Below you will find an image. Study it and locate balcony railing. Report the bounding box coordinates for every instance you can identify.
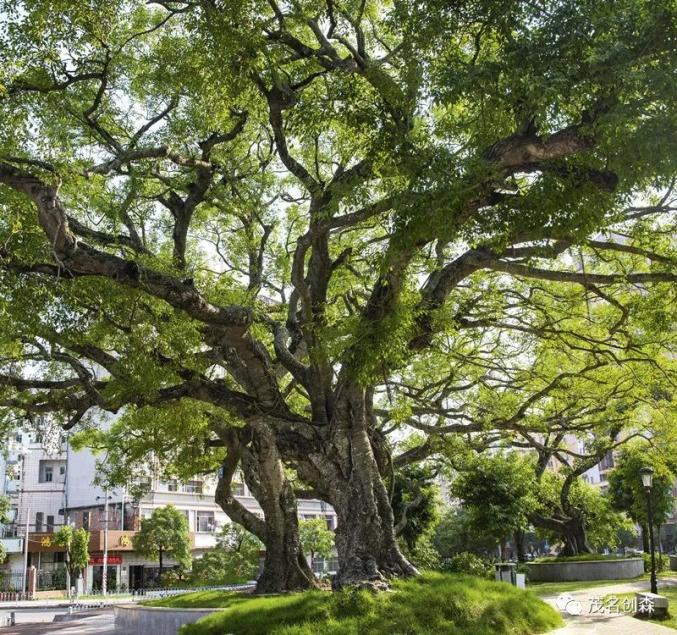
[1,523,62,537]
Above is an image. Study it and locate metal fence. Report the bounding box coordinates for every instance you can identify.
[36,566,67,591]
[80,582,255,600]
[0,571,25,593]
[134,582,255,599]
[0,567,67,592]
[0,592,32,602]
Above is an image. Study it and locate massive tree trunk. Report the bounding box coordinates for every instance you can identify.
[296,383,418,590]
[214,424,316,594]
[242,425,316,593]
[558,515,593,556]
[529,511,593,556]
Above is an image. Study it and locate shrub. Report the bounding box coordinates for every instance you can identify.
[643,553,667,573]
[442,552,493,578]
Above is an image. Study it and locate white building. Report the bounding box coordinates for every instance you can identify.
[1,432,337,593]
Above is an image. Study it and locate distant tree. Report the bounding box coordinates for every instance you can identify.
[54,526,90,591]
[191,522,263,585]
[133,505,191,580]
[0,496,9,564]
[433,507,500,559]
[213,523,262,580]
[451,453,536,559]
[534,474,634,553]
[299,519,335,565]
[608,443,676,551]
[391,464,440,552]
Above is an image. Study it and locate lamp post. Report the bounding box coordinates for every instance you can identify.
[18,448,31,596]
[640,466,658,594]
[96,492,111,596]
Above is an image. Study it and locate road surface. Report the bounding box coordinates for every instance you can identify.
[0,609,115,634]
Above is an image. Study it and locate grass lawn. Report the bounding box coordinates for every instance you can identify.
[529,571,676,597]
[603,586,677,631]
[145,572,562,635]
[143,590,249,609]
[529,576,646,597]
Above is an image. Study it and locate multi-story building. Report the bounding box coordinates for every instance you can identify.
[1,432,337,593]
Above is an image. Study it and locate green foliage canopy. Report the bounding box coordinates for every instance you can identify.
[299,518,334,562]
[191,523,262,585]
[133,505,192,572]
[608,442,677,529]
[0,0,675,583]
[54,525,90,579]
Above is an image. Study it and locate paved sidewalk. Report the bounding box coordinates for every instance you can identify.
[0,597,133,609]
[0,609,115,634]
[544,579,677,634]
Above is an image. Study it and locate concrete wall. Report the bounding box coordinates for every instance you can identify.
[526,557,644,582]
[114,604,218,635]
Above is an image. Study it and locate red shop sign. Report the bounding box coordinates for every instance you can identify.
[89,555,123,565]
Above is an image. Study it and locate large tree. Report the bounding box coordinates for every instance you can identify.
[0,0,675,590]
[450,452,536,558]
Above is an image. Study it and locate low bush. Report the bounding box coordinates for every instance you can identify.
[643,553,667,573]
[442,551,494,578]
[159,572,561,635]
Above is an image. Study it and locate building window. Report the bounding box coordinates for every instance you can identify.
[43,466,53,482]
[232,482,245,496]
[167,480,178,492]
[325,516,334,531]
[131,476,152,491]
[196,512,214,533]
[183,480,203,494]
[82,511,90,531]
[35,512,44,533]
[59,465,66,476]
[46,515,54,533]
[600,451,615,471]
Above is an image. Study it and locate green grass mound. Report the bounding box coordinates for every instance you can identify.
[149,573,561,635]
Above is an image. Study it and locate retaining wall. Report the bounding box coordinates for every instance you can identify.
[114,604,218,635]
[526,557,644,582]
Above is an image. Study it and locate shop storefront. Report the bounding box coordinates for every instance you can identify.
[88,554,122,591]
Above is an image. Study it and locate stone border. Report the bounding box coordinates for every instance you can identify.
[114,604,219,635]
[526,557,644,582]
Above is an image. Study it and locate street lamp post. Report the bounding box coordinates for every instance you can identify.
[96,492,111,596]
[18,449,31,596]
[640,466,658,595]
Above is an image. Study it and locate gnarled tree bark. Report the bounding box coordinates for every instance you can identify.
[294,383,418,590]
[214,423,317,594]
